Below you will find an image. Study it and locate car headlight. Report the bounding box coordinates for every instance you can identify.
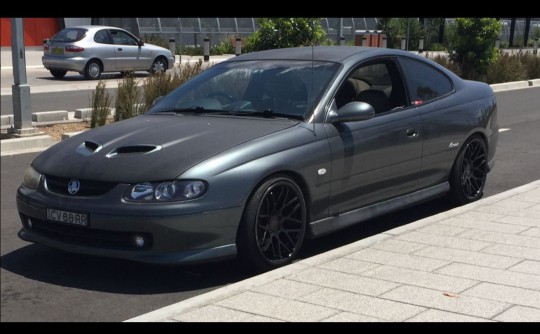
[124,180,207,202]
[22,165,42,190]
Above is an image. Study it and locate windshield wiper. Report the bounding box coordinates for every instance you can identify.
[150,106,225,114]
[229,109,304,120]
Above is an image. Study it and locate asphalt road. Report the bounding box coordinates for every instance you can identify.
[1,87,539,321]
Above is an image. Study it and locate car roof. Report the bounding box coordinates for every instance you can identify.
[64,25,127,32]
[231,46,414,63]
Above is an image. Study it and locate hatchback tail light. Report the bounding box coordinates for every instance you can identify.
[65,45,84,52]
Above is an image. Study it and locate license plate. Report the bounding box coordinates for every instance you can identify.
[52,47,64,55]
[47,209,88,226]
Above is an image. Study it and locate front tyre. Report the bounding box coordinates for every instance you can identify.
[449,135,487,205]
[237,175,307,272]
[150,57,167,75]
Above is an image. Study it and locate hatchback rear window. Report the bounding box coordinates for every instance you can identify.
[52,28,87,43]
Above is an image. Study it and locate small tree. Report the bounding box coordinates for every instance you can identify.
[90,80,111,128]
[377,18,424,50]
[449,18,502,80]
[115,74,141,122]
[247,18,326,52]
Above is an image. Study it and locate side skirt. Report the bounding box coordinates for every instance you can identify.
[308,182,450,238]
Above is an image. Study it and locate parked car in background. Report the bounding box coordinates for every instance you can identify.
[19,47,498,271]
[42,25,174,79]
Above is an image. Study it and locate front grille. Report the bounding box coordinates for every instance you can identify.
[27,218,152,251]
[45,175,117,196]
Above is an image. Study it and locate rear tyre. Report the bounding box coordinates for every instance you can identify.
[50,69,67,79]
[237,175,307,272]
[449,135,487,205]
[84,60,102,80]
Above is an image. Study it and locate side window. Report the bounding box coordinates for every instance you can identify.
[110,30,139,46]
[94,30,110,44]
[399,57,453,104]
[334,59,407,114]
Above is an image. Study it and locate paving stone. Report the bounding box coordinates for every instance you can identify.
[494,305,540,322]
[406,309,492,322]
[371,239,428,254]
[215,291,337,322]
[288,267,398,296]
[520,227,540,237]
[300,288,425,321]
[396,231,492,251]
[508,260,540,275]
[481,244,540,261]
[437,263,540,290]
[438,217,530,234]
[381,285,509,318]
[361,265,478,293]
[347,248,449,272]
[252,279,320,300]
[463,282,540,308]
[458,229,540,249]
[417,224,467,236]
[414,245,522,269]
[322,311,383,322]
[456,210,506,221]
[494,215,540,227]
[318,258,381,275]
[172,305,261,322]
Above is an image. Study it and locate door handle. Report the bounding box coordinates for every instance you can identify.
[117,48,123,51]
[406,128,419,137]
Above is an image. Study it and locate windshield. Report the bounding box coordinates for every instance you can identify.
[147,60,340,120]
[52,28,87,43]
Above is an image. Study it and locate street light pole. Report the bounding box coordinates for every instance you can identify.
[10,18,36,136]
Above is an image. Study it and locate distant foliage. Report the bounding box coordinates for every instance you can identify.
[90,80,111,128]
[430,54,462,77]
[377,18,424,50]
[486,51,540,84]
[141,60,207,112]
[247,18,326,51]
[115,75,142,122]
[448,18,502,80]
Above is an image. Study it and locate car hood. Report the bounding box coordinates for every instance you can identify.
[33,114,298,183]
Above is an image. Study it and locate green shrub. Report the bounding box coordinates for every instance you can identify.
[247,18,326,51]
[486,52,524,84]
[141,60,207,112]
[428,43,446,52]
[90,80,111,128]
[142,34,168,48]
[377,18,424,50]
[448,18,502,80]
[430,54,462,77]
[520,52,540,79]
[115,74,142,121]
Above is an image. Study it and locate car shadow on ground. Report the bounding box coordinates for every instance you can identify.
[38,72,150,82]
[0,197,454,295]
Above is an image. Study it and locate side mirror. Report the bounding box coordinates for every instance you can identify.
[138,39,144,46]
[328,101,375,123]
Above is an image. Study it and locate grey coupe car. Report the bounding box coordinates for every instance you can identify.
[18,46,498,271]
[42,25,175,79]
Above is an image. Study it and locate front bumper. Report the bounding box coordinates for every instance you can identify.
[17,185,243,265]
[42,55,88,73]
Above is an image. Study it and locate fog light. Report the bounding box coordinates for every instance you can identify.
[27,218,32,229]
[134,235,145,248]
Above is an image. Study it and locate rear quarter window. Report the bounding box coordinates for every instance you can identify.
[399,57,453,104]
[52,28,87,43]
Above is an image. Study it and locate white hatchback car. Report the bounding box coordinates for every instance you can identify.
[42,25,175,79]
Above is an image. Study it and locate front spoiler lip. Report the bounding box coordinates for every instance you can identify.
[18,228,237,265]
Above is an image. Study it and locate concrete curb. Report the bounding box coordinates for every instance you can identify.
[0,135,54,156]
[490,80,533,92]
[126,179,540,322]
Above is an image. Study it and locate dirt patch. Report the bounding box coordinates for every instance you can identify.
[38,122,92,142]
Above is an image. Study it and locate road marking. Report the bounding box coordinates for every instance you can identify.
[499,128,511,133]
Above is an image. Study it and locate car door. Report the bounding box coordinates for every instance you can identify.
[325,58,423,216]
[92,29,116,71]
[110,29,144,71]
[397,56,457,189]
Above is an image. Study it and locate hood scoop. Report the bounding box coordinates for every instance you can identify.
[106,145,162,158]
[76,140,103,156]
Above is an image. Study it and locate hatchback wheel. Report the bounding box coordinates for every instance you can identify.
[84,60,102,80]
[50,69,67,79]
[150,58,167,75]
[449,135,487,205]
[237,175,307,272]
